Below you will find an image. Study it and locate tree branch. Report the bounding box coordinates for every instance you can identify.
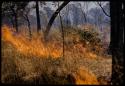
[97,2,110,17]
[44,1,70,41]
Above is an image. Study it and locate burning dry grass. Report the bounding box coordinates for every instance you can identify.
[70,66,99,85]
[1,25,112,85]
[2,25,98,59]
[2,25,62,58]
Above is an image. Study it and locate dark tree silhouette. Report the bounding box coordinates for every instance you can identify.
[2,2,28,32]
[44,1,70,41]
[110,1,124,85]
[23,5,32,39]
[9,16,15,28]
[23,14,32,39]
[10,7,18,32]
[36,1,41,33]
[66,4,69,26]
[26,15,31,38]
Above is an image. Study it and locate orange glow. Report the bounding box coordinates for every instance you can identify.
[2,25,62,58]
[1,25,111,85]
[71,67,99,85]
[1,25,98,59]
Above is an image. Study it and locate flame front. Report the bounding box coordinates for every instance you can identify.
[2,25,62,58]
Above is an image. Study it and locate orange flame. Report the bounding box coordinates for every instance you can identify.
[2,25,62,58]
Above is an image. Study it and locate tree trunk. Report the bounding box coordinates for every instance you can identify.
[36,1,41,33]
[58,2,65,57]
[11,8,18,32]
[23,14,32,39]
[66,5,69,26]
[44,1,70,41]
[80,6,87,24]
[110,1,124,85]
[14,13,18,32]
[26,15,32,39]
[11,8,19,33]
[9,16,14,28]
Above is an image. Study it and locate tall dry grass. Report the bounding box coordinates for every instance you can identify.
[2,25,63,58]
[1,25,111,85]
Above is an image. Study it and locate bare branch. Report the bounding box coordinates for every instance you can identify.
[97,2,110,17]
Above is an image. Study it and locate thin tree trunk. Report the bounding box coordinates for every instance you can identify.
[58,2,65,57]
[10,8,18,32]
[36,1,41,33]
[26,15,32,39]
[14,13,18,32]
[80,6,87,24]
[44,1,70,41]
[66,5,69,26]
[9,16,14,28]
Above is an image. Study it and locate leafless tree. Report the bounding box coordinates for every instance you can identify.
[23,6,32,39]
[58,2,65,57]
[39,2,48,32]
[2,2,28,32]
[44,1,70,41]
[78,3,87,24]
[36,1,41,33]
